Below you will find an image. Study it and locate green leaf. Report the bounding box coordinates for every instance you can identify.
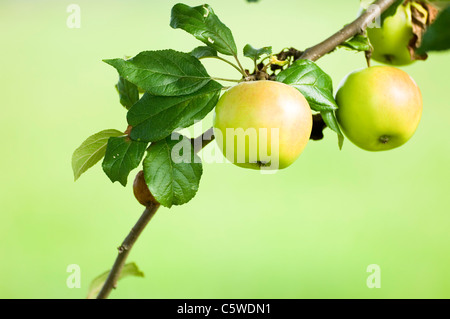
[417,6,450,54]
[190,46,218,59]
[321,111,344,149]
[115,76,139,110]
[128,81,222,143]
[72,129,124,181]
[277,59,338,112]
[143,134,203,208]
[104,50,212,96]
[86,263,144,299]
[170,3,237,56]
[339,34,371,52]
[428,1,450,11]
[102,136,148,186]
[277,59,343,149]
[243,44,272,62]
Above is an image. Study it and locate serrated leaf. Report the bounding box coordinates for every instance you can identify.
[86,263,144,299]
[115,76,139,110]
[321,111,344,149]
[243,44,272,61]
[128,81,222,143]
[190,46,218,59]
[277,59,338,112]
[72,129,124,181]
[417,6,450,54]
[104,50,212,97]
[339,34,371,52]
[170,3,237,56]
[143,134,202,208]
[102,136,148,186]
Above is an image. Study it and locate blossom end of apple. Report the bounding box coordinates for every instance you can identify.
[379,135,390,144]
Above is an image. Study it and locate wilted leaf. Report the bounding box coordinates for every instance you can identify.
[417,5,450,54]
[407,2,439,60]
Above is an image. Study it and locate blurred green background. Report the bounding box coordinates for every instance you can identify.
[1,0,449,299]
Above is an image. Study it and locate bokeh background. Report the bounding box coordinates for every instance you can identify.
[1,0,449,299]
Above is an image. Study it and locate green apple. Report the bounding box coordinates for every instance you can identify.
[335,66,422,151]
[213,81,312,170]
[367,4,415,66]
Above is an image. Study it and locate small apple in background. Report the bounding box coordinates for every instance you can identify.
[366,3,415,66]
[213,81,312,170]
[335,66,422,151]
[133,170,157,207]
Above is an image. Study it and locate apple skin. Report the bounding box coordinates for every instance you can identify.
[213,81,312,170]
[335,66,422,151]
[367,4,415,66]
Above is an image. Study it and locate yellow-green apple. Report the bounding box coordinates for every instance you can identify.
[213,81,312,171]
[335,66,422,151]
[366,4,415,65]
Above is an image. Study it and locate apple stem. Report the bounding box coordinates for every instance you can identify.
[211,77,242,83]
[200,56,246,77]
[233,54,248,77]
[365,50,372,68]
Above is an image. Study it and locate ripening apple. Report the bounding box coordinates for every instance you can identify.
[213,81,312,170]
[366,4,415,66]
[335,66,422,151]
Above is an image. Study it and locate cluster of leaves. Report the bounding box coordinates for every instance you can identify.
[72,2,399,208]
